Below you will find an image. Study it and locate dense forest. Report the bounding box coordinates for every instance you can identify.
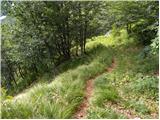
[1,1,159,119]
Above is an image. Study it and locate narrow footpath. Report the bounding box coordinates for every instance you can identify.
[74,58,116,119]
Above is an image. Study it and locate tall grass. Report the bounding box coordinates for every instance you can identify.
[1,29,158,119]
[1,36,114,118]
[86,29,158,119]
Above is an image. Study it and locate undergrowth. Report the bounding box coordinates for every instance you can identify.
[1,29,158,119]
[1,37,114,118]
[86,29,158,119]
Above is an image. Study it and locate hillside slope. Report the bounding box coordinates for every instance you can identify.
[1,30,159,119]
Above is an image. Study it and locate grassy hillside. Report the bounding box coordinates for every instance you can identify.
[1,29,158,119]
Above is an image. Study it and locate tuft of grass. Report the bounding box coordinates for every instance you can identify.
[91,74,119,107]
[87,73,120,120]
[124,100,150,115]
[127,75,158,100]
[87,106,126,119]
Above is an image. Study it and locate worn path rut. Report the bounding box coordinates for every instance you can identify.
[74,58,116,119]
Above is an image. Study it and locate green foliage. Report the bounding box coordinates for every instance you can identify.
[1,37,114,118]
[136,55,159,74]
[134,102,150,114]
[2,30,158,118]
[107,27,137,46]
[1,1,159,119]
[129,74,158,99]
[150,29,159,55]
[2,101,33,118]
[125,100,150,115]
[91,74,119,107]
[1,1,103,92]
[2,0,158,96]
[100,1,158,55]
[2,78,84,118]
[87,31,158,118]
[87,107,126,119]
[1,88,14,102]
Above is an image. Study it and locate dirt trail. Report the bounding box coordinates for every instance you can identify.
[73,79,93,119]
[106,58,116,72]
[74,58,116,119]
[74,58,142,119]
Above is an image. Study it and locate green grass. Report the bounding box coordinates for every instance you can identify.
[87,106,126,119]
[86,29,158,119]
[91,74,120,107]
[1,36,114,118]
[1,29,158,119]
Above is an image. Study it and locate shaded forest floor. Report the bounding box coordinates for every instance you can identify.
[1,33,159,119]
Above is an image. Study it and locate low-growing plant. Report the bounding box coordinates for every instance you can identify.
[90,74,119,107]
[87,106,126,119]
[1,39,115,119]
[129,75,158,99]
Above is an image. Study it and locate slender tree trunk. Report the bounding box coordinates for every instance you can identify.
[18,66,25,79]
[83,20,88,54]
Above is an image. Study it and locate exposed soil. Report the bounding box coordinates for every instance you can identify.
[73,58,116,119]
[73,79,93,119]
[106,58,116,72]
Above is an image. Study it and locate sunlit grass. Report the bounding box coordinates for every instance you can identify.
[86,29,158,119]
[1,35,114,118]
[1,29,158,119]
[87,106,126,119]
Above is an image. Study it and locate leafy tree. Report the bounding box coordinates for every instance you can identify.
[1,1,103,92]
